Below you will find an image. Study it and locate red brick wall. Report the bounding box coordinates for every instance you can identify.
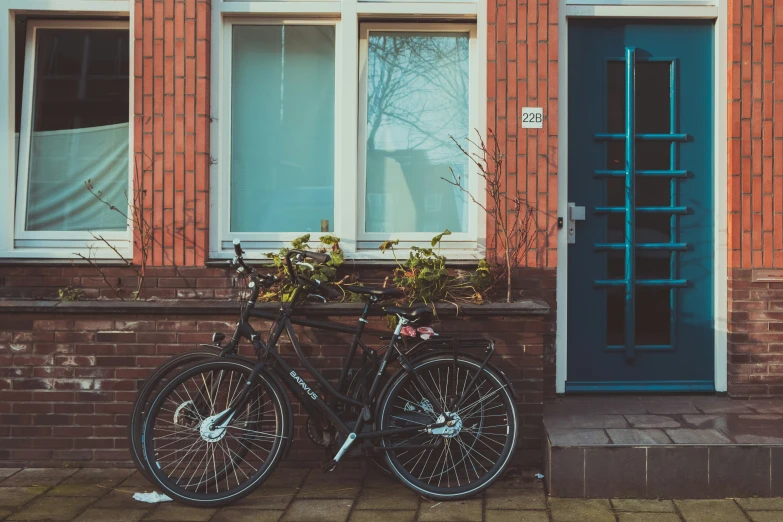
[134,0,211,267]
[0,308,546,466]
[727,0,783,397]
[488,0,558,269]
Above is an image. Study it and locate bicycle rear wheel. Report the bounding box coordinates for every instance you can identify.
[143,358,289,506]
[377,355,518,500]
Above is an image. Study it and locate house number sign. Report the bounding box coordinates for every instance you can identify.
[521,107,544,129]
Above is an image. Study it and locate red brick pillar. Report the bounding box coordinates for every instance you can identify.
[727,0,783,396]
[134,0,210,267]
[488,0,558,399]
[488,0,558,270]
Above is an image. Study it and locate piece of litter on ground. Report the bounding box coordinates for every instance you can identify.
[133,491,172,503]
[535,473,544,479]
[430,502,442,509]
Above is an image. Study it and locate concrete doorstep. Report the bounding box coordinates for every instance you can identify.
[1,466,782,522]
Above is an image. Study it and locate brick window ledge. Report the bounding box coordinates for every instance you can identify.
[0,298,550,317]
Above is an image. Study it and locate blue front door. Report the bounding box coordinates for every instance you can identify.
[566,20,715,392]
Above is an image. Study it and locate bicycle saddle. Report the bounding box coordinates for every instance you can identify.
[383,305,433,325]
[343,284,404,300]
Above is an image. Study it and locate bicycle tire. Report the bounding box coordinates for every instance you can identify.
[377,355,518,500]
[143,358,290,506]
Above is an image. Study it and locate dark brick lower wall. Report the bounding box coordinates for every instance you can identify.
[728,269,783,397]
[0,303,549,467]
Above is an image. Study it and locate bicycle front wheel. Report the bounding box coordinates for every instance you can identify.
[143,358,290,507]
[129,347,223,480]
[377,355,518,500]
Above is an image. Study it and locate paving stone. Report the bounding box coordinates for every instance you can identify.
[144,504,217,521]
[545,414,628,429]
[90,490,147,509]
[746,401,783,414]
[231,487,296,510]
[0,487,47,508]
[417,499,482,522]
[607,429,672,445]
[736,498,783,510]
[73,508,149,522]
[748,513,783,522]
[624,415,681,429]
[642,401,699,415]
[281,499,354,522]
[665,429,731,444]
[47,483,111,497]
[117,471,154,489]
[612,499,676,512]
[7,496,95,521]
[299,469,364,495]
[66,469,134,486]
[353,487,418,510]
[548,429,610,446]
[2,469,78,487]
[485,511,550,522]
[262,468,310,489]
[692,401,752,414]
[0,508,11,520]
[349,511,417,522]
[485,488,546,510]
[360,471,398,489]
[0,470,21,484]
[674,500,747,522]
[549,498,615,522]
[617,515,681,522]
[211,508,284,522]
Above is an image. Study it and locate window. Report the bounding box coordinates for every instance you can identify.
[214,11,482,259]
[360,25,473,237]
[230,24,335,234]
[14,20,130,244]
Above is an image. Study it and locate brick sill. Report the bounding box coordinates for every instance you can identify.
[0,298,550,316]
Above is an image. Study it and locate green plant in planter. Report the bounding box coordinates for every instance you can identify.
[58,285,85,302]
[380,230,492,305]
[260,234,346,302]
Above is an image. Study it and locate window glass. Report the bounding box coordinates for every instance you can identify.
[24,29,129,232]
[230,25,335,233]
[364,32,470,234]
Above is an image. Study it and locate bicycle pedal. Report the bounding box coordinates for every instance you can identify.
[321,459,338,472]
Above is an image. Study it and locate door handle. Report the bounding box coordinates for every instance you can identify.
[567,203,585,244]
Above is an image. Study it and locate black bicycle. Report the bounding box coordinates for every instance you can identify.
[139,240,519,506]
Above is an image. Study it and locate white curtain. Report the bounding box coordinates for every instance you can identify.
[19,122,129,232]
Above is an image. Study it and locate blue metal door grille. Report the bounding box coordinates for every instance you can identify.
[592,48,686,362]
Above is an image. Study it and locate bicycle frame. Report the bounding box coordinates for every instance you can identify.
[210,282,450,462]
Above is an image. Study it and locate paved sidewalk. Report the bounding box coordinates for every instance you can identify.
[1,466,782,521]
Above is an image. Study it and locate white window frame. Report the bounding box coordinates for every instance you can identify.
[217,17,342,248]
[14,19,131,243]
[0,0,133,260]
[210,0,487,261]
[357,22,479,245]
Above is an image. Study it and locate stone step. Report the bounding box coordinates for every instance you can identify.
[543,395,783,498]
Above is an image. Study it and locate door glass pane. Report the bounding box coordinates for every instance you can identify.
[25,29,129,231]
[603,57,674,347]
[636,287,671,345]
[364,32,470,233]
[230,25,335,233]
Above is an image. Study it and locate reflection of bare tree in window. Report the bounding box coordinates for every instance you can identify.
[367,33,468,166]
[365,33,470,234]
